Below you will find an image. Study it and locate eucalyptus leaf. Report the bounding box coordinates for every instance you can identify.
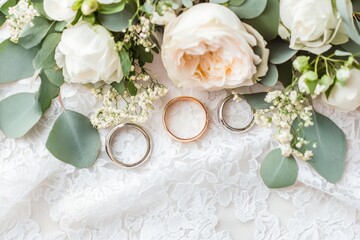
[243,92,271,109]
[36,72,60,113]
[277,60,293,87]
[260,148,299,188]
[0,12,5,25]
[98,2,126,14]
[127,80,138,96]
[112,80,126,95]
[0,93,42,138]
[55,21,67,32]
[0,40,39,83]
[259,63,278,86]
[44,69,64,87]
[229,0,267,19]
[18,17,51,49]
[46,110,101,168]
[229,0,245,7]
[292,111,346,183]
[336,0,360,44]
[98,2,136,32]
[119,49,132,76]
[0,0,16,15]
[243,0,279,41]
[268,38,297,64]
[341,39,360,59]
[334,50,353,56]
[33,33,61,70]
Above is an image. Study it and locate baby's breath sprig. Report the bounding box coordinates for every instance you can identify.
[7,0,39,43]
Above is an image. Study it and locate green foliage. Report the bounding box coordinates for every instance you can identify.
[292,111,346,183]
[260,148,299,188]
[18,17,52,49]
[229,0,267,19]
[229,0,245,6]
[336,0,360,44]
[0,0,16,15]
[276,60,293,87]
[33,33,61,70]
[0,93,42,138]
[182,0,193,8]
[36,72,60,112]
[112,80,126,95]
[0,12,5,25]
[243,0,279,41]
[119,49,132,76]
[0,40,39,83]
[268,38,297,65]
[46,110,101,168]
[259,63,278,86]
[127,80,138,96]
[98,2,126,14]
[98,2,136,32]
[243,92,271,109]
[44,68,64,87]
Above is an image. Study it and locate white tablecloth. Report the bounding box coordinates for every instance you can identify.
[1,55,360,240]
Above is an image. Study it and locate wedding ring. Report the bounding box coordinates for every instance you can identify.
[105,123,152,168]
[217,94,255,133]
[163,96,210,143]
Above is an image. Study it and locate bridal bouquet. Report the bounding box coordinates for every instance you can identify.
[0,0,359,189]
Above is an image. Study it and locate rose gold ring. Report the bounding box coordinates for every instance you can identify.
[163,96,210,143]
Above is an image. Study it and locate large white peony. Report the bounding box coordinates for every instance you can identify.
[44,0,77,22]
[55,22,123,85]
[161,3,269,91]
[322,69,360,112]
[279,0,349,54]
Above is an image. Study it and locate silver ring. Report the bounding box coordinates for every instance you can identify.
[105,123,152,168]
[217,94,255,133]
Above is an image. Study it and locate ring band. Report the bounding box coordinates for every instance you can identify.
[217,94,255,133]
[163,96,210,143]
[105,123,152,168]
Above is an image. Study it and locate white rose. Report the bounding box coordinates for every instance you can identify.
[279,0,349,54]
[55,22,123,85]
[161,3,269,91]
[44,0,77,22]
[151,9,176,26]
[321,69,360,112]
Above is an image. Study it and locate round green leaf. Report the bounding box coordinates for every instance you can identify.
[98,2,125,14]
[98,3,136,32]
[18,17,51,49]
[260,148,299,189]
[292,111,346,183]
[0,93,42,138]
[0,40,39,83]
[243,92,271,109]
[33,33,61,70]
[36,72,60,113]
[277,60,293,87]
[46,110,101,168]
[229,0,267,19]
[259,63,278,86]
[268,38,297,64]
[229,0,245,7]
[243,0,279,41]
[44,69,64,87]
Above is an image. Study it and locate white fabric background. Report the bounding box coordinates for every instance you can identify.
[1,55,360,240]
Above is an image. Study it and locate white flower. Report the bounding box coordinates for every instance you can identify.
[336,67,351,82]
[44,0,76,22]
[151,9,176,26]
[161,3,269,91]
[321,68,360,112]
[55,22,123,85]
[279,0,349,54]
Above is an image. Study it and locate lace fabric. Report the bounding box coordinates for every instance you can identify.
[0,55,359,239]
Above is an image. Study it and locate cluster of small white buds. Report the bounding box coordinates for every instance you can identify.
[255,89,314,161]
[7,0,39,43]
